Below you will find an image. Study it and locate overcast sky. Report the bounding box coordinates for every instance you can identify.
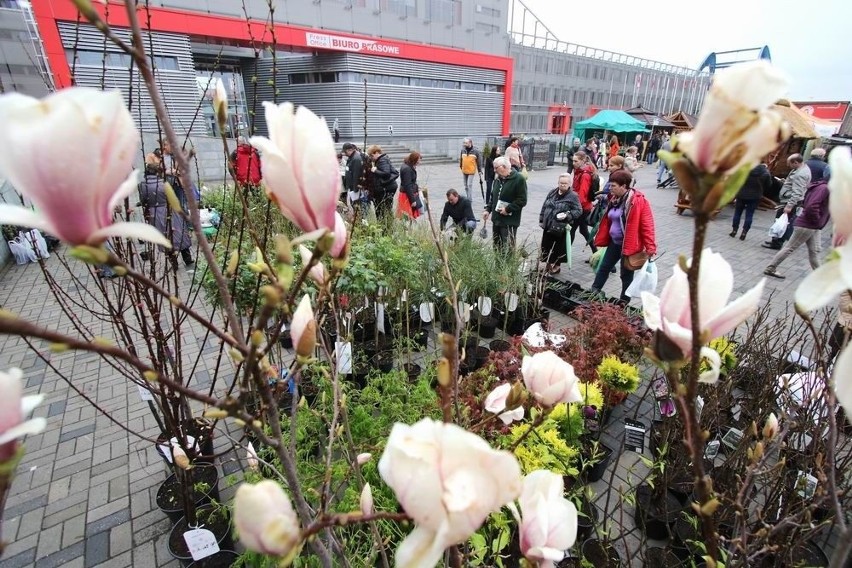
[517,0,851,102]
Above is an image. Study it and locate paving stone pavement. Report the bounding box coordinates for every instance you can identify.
[0,158,832,567]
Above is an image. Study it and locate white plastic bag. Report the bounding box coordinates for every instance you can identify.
[625,260,658,298]
[768,213,788,239]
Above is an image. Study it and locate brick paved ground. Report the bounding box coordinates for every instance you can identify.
[0,159,834,567]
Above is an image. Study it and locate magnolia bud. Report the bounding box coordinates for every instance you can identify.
[437,357,451,387]
[276,234,294,265]
[360,483,374,516]
[762,413,778,440]
[172,446,190,470]
[246,442,259,471]
[504,381,528,411]
[356,453,372,466]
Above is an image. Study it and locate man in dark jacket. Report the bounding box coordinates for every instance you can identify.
[805,148,828,182]
[440,189,477,233]
[483,156,528,249]
[730,162,772,240]
[764,173,831,279]
[342,142,367,212]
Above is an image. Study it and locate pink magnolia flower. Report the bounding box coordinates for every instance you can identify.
[378,418,522,568]
[250,102,339,233]
[356,452,372,465]
[0,368,46,462]
[0,88,169,247]
[483,383,525,425]
[512,470,578,567]
[521,351,583,407]
[330,211,348,260]
[234,480,302,560]
[828,147,852,246]
[677,61,790,176]
[291,295,316,358]
[298,245,327,286]
[642,248,764,383]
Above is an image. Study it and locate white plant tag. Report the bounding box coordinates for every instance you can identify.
[505,293,519,312]
[183,528,219,560]
[138,385,154,402]
[401,289,408,303]
[459,302,471,323]
[336,341,353,375]
[419,302,434,323]
[478,296,492,316]
[376,303,386,334]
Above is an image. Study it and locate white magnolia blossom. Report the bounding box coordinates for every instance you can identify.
[483,382,525,425]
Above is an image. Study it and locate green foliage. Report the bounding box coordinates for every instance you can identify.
[469,510,512,567]
[700,336,738,376]
[596,355,640,393]
[550,403,585,444]
[507,418,579,476]
[579,382,604,410]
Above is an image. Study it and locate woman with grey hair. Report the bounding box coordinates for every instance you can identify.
[138,153,194,267]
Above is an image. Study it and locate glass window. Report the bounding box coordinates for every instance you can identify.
[196,66,250,138]
[427,0,460,24]
[384,0,416,17]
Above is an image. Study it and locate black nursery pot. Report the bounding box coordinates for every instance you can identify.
[156,464,220,524]
[581,539,621,567]
[478,316,498,339]
[643,547,680,568]
[472,346,490,370]
[489,339,511,353]
[187,550,240,568]
[371,351,394,373]
[575,497,599,543]
[403,363,422,382]
[583,443,614,483]
[633,484,684,540]
[168,504,233,567]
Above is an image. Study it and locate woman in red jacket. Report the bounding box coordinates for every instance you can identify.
[591,169,656,302]
[570,151,598,254]
[608,135,620,159]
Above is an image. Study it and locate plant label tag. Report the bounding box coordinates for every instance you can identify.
[376,303,386,334]
[419,302,434,323]
[401,289,408,303]
[335,341,353,375]
[704,439,721,460]
[183,528,219,560]
[138,385,154,402]
[695,396,704,422]
[657,398,677,417]
[504,293,519,312]
[624,419,646,453]
[721,427,744,450]
[796,470,818,499]
[651,376,669,400]
[459,302,471,323]
[478,296,492,316]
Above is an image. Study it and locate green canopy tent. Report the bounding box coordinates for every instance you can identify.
[573,109,649,143]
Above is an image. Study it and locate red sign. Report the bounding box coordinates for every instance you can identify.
[305,32,401,55]
[794,101,849,122]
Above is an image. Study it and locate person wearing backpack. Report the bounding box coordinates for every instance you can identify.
[229,137,262,190]
[570,151,599,257]
[459,138,483,204]
[367,144,398,218]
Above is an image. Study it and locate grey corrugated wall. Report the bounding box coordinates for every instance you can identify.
[250,53,504,139]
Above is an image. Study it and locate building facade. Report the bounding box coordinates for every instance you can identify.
[0,0,712,156]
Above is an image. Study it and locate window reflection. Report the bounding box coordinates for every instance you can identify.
[195,65,248,138]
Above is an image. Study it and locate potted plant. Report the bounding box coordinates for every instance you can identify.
[596,355,640,407]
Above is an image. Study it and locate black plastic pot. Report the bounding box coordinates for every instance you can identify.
[581,539,621,567]
[643,547,680,568]
[787,541,828,567]
[575,497,599,543]
[156,464,219,524]
[187,550,240,567]
[582,442,614,482]
[278,331,293,349]
[489,339,511,352]
[472,346,490,370]
[672,514,702,561]
[371,351,394,373]
[478,316,498,338]
[403,363,422,382]
[168,505,233,567]
[634,484,683,540]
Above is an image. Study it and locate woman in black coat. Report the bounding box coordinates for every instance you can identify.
[539,173,582,274]
[398,152,422,220]
[367,144,398,217]
[730,162,772,240]
[484,146,500,206]
[138,154,194,266]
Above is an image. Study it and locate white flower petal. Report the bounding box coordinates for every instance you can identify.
[833,344,852,420]
[794,260,847,313]
[0,417,47,446]
[90,222,172,248]
[698,346,722,384]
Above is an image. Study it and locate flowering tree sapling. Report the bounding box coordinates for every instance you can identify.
[649,61,789,567]
[510,470,578,568]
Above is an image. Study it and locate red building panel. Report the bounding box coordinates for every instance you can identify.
[32,1,514,134]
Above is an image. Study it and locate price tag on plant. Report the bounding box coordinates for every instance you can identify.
[183,527,219,561]
[704,439,721,460]
[138,384,154,402]
[624,419,647,453]
[335,341,353,375]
